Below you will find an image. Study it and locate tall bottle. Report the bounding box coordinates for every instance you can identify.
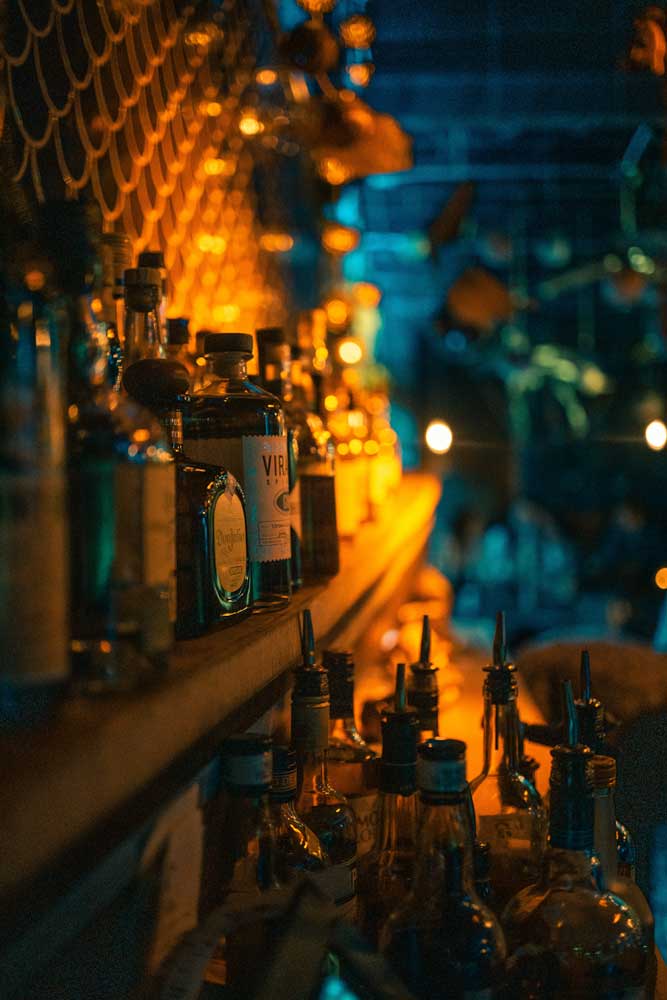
[408,615,440,741]
[269,745,328,882]
[357,664,419,947]
[323,648,379,857]
[380,739,507,999]
[0,224,69,721]
[470,612,545,910]
[166,317,196,377]
[99,231,132,390]
[502,682,649,997]
[137,249,168,342]
[57,208,176,689]
[291,611,357,917]
[182,333,291,610]
[255,327,302,590]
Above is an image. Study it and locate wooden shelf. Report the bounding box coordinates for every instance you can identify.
[0,473,440,902]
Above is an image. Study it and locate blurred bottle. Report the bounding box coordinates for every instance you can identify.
[470,613,545,911]
[323,649,378,857]
[137,250,168,342]
[99,231,132,390]
[381,739,506,999]
[502,682,650,997]
[166,317,196,378]
[357,664,418,947]
[270,745,328,882]
[407,615,440,742]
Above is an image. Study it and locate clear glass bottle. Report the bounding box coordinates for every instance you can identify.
[470,612,545,911]
[323,649,379,857]
[357,664,419,947]
[175,462,251,637]
[291,611,357,918]
[407,614,440,741]
[99,231,132,391]
[256,327,302,590]
[381,739,507,999]
[270,745,328,881]
[502,682,650,998]
[182,332,291,611]
[289,345,339,580]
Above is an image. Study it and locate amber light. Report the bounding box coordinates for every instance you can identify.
[339,15,376,49]
[256,68,278,86]
[259,231,294,253]
[213,303,241,323]
[353,282,382,308]
[347,63,374,87]
[204,157,235,177]
[321,223,360,254]
[197,234,227,255]
[324,394,339,412]
[646,419,667,451]
[324,297,350,327]
[205,101,223,116]
[239,111,263,136]
[24,269,46,291]
[656,567,667,590]
[337,338,363,365]
[319,157,350,186]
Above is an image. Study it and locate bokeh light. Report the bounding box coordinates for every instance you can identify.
[645,419,667,451]
[425,420,453,455]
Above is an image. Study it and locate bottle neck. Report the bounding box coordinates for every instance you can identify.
[415,793,475,893]
[207,354,248,380]
[481,694,522,778]
[295,748,329,798]
[124,305,164,365]
[376,790,418,857]
[593,786,618,880]
[221,790,278,894]
[541,845,598,888]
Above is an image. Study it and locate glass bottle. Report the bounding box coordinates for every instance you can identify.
[502,682,650,998]
[99,231,132,391]
[182,332,291,611]
[0,250,68,722]
[408,615,440,741]
[381,739,507,999]
[292,611,357,917]
[470,612,545,911]
[270,745,328,882]
[175,462,251,638]
[323,649,379,857]
[166,317,197,377]
[59,213,176,690]
[592,753,656,986]
[256,327,302,590]
[357,664,419,947]
[204,732,280,989]
[137,249,168,342]
[289,345,339,580]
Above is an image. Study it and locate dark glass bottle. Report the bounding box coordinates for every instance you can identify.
[137,249,168,342]
[175,462,251,637]
[166,317,196,377]
[357,664,418,947]
[407,615,440,741]
[182,332,291,611]
[270,745,328,882]
[470,612,545,911]
[323,649,379,857]
[381,739,507,999]
[291,611,357,918]
[256,327,302,590]
[502,682,650,998]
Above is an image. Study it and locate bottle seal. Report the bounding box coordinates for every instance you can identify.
[417,738,467,794]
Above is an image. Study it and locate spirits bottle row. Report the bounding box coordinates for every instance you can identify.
[208,610,655,999]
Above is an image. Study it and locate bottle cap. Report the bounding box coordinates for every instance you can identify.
[591,754,616,790]
[203,332,253,356]
[483,611,517,705]
[322,649,354,717]
[417,738,467,795]
[380,667,418,795]
[291,610,330,752]
[124,266,161,289]
[168,317,190,345]
[256,326,286,344]
[138,250,166,270]
[223,732,273,792]
[270,745,298,801]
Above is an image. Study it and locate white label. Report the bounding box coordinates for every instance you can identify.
[308,860,357,911]
[213,477,247,593]
[242,435,290,563]
[478,811,533,849]
[0,471,68,681]
[143,461,177,622]
[290,478,302,540]
[225,751,273,787]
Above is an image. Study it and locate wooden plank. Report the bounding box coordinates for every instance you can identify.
[0,473,440,899]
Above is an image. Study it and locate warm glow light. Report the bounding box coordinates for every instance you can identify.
[24,269,46,291]
[213,303,241,323]
[321,223,360,254]
[425,420,453,455]
[347,63,374,87]
[206,101,223,116]
[339,15,376,48]
[364,439,380,455]
[259,231,294,253]
[338,338,363,365]
[319,157,350,186]
[256,68,278,86]
[197,233,227,255]
[656,568,667,590]
[324,394,339,413]
[297,0,336,12]
[324,297,350,327]
[133,429,151,443]
[353,282,382,308]
[196,356,207,367]
[337,442,350,456]
[91,297,103,315]
[204,157,236,177]
[239,111,263,136]
[349,438,363,455]
[645,419,667,451]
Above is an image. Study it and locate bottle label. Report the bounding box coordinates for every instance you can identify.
[308,860,357,914]
[271,770,297,794]
[417,757,465,795]
[291,699,329,751]
[213,477,247,594]
[478,811,533,850]
[241,436,290,563]
[290,478,302,541]
[0,471,68,682]
[225,751,272,788]
[349,793,379,857]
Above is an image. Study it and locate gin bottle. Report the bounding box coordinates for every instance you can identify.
[182,332,291,610]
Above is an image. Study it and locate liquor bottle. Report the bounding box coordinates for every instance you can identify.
[99,231,132,390]
[289,344,339,580]
[137,249,168,341]
[255,327,302,590]
[407,615,440,741]
[54,207,176,689]
[270,745,328,882]
[204,732,280,989]
[166,317,196,377]
[182,333,291,611]
[470,612,545,910]
[592,753,655,978]
[473,841,494,909]
[502,682,649,997]
[357,664,418,947]
[0,233,69,721]
[323,648,379,857]
[380,739,506,999]
[175,461,251,637]
[291,611,357,917]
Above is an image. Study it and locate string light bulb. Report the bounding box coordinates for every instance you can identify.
[425,420,453,455]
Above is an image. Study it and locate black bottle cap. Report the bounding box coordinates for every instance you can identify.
[256,326,286,344]
[203,332,253,356]
[168,317,190,345]
[417,738,467,795]
[574,650,605,752]
[483,611,517,705]
[549,680,595,850]
[271,745,297,802]
[380,665,418,794]
[323,649,354,717]
[223,732,273,792]
[138,250,165,270]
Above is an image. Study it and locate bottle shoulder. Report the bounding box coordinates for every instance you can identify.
[68,389,171,460]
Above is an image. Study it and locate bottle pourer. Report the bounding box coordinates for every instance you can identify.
[419,615,431,668]
[562,678,578,748]
[395,663,407,712]
[299,608,316,669]
[574,649,605,752]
